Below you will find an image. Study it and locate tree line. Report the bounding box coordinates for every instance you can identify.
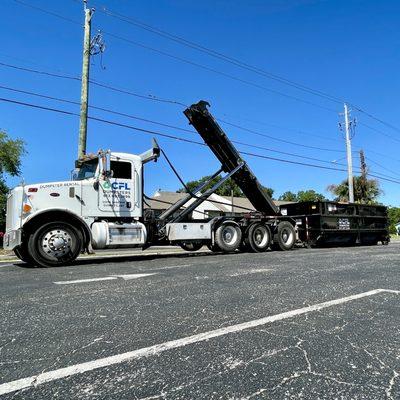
[177,174,382,203]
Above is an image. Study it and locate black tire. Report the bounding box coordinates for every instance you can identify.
[239,241,250,252]
[180,242,203,252]
[245,223,271,253]
[214,223,242,252]
[14,244,35,265]
[27,221,83,267]
[273,221,296,251]
[207,243,221,252]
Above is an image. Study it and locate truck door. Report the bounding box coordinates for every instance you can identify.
[98,159,137,215]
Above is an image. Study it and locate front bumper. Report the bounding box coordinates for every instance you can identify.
[3,229,22,250]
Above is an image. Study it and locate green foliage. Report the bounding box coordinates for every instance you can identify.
[262,186,274,199]
[0,131,26,232]
[278,191,297,202]
[297,190,326,202]
[278,189,326,202]
[387,207,400,234]
[327,176,381,204]
[0,132,25,177]
[177,175,274,199]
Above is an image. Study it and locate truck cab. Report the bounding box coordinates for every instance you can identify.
[3,143,160,267]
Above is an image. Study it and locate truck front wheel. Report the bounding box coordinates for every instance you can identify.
[27,221,83,267]
[14,244,35,265]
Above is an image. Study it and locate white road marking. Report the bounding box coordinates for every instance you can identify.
[230,268,272,277]
[0,264,14,269]
[111,273,157,280]
[54,277,118,285]
[0,288,398,395]
[154,264,192,271]
[54,273,158,285]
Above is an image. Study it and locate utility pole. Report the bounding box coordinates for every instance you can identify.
[78,1,93,160]
[359,149,367,179]
[359,149,367,202]
[344,103,354,203]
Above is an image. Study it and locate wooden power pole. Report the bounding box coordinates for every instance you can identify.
[78,1,93,160]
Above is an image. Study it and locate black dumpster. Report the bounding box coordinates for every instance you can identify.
[279,201,390,247]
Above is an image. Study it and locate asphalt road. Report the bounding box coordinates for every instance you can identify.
[0,243,399,399]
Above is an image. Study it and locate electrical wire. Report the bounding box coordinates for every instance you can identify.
[0,61,188,107]
[0,85,192,133]
[218,118,344,153]
[11,0,338,113]
[94,2,345,105]
[13,0,400,134]
[0,84,358,166]
[358,121,400,144]
[366,157,400,179]
[0,85,346,166]
[1,95,400,185]
[102,30,339,113]
[0,61,81,81]
[0,78,345,154]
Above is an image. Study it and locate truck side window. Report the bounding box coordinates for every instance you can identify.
[110,161,132,179]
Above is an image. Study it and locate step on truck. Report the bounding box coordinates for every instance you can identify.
[3,101,297,267]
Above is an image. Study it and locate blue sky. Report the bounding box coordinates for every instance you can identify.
[1,0,400,204]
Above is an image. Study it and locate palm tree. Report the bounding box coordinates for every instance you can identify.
[327,176,381,203]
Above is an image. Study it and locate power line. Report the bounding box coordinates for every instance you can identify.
[13,0,400,134]
[353,107,400,134]
[358,121,400,144]
[2,95,400,185]
[94,2,344,105]
[0,61,188,106]
[0,84,349,166]
[223,114,340,143]
[0,84,191,133]
[366,157,400,179]
[101,30,338,113]
[14,0,81,25]
[218,118,345,153]
[89,79,187,107]
[93,1,400,134]
[0,57,342,144]
[0,61,81,81]
[11,0,338,113]
[0,62,346,152]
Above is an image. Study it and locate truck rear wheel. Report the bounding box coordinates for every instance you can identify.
[246,223,271,252]
[273,221,296,251]
[27,221,82,267]
[180,242,203,251]
[214,223,242,252]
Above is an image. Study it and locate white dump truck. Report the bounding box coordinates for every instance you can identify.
[3,101,296,267]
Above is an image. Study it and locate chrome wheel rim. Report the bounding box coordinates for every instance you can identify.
[281,228,294,245]
[222,226,238,245]
[254,226,269,247]
[41,229,72,258]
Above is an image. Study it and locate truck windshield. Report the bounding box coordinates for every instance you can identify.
[76,159,98,180]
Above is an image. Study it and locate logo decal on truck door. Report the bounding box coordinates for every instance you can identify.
[101,182,130,191]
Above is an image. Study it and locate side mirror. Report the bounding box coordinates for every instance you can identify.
[98,150,112,179]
